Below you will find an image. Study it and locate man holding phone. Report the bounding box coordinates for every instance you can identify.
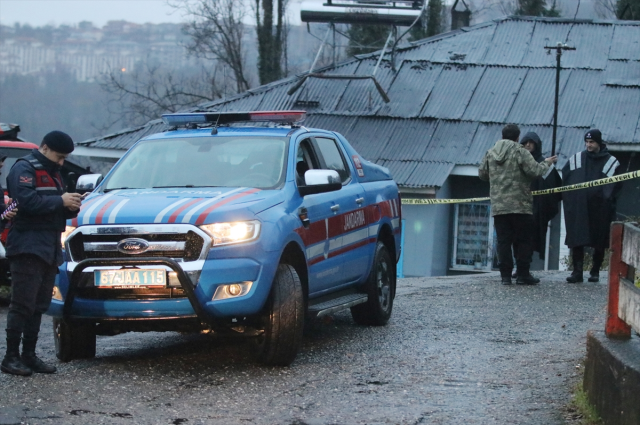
[1,131,82,376]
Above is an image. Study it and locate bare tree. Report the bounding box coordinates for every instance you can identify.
[594,0,617,17]
[99,62,223,130]
[171,0,251,93]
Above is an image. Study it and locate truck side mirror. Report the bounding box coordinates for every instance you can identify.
[76,174,103,195]
[298,169,342,196]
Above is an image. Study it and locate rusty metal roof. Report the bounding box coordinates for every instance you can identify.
[80,16,640,188]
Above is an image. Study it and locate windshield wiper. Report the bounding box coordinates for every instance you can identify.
[151,185,222,189]
[103,187,130,192]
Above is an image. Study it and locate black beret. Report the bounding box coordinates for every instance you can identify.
[584,129,603,145]
[42,131,74,154]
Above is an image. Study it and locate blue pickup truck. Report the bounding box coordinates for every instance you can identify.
[50,111,401,366]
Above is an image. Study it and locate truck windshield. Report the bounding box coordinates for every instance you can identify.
[103,136,288,191]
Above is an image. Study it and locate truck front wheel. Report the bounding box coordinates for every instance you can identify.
[253,264,304,366]
[53,318,96,362]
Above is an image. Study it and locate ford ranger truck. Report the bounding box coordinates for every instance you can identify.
[50,110,401,366]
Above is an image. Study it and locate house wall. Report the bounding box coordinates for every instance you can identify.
[400,179,451,277]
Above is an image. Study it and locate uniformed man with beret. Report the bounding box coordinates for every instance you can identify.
[562,129,623,283]
[1,131,83,376]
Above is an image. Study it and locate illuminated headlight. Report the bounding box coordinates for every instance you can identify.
[199,220,260,246]
[60,226,76,249]
[52,286,63,301]
[212,282,253,300]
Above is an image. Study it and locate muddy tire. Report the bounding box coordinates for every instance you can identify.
[53,318,96,362]
[351,242,395,326]
[254,264,304,366]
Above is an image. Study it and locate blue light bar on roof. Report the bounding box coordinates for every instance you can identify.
[162,111,306,127]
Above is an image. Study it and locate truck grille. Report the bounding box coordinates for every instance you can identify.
[67,226,207,262]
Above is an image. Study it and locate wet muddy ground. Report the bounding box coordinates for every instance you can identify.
[0,271,607,425]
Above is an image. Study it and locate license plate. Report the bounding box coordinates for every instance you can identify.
[94,269,166,288]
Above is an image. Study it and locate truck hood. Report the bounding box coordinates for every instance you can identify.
[70,187,283,226]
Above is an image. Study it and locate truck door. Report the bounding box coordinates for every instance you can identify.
[296,136,370,294]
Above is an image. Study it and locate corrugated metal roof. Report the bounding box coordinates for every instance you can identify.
[556,126,588,168]
[506,68,566,125]
[304,114,357,136]
[482,19,536,66]
[335,59,395,114]
[377,118,438,160]
[520,21,572,68]
[339,117,396,160]
[80,17,640,189]
[292,61,360,113]
[610,25,640,60]
[593,86,640,143]
[394,40,438,62]
[420,64,485,119]
[404,161,455,187]
[377,159,417,184]
[429,25,495,64]
[557,69,603,127]
[466,123,504,164]
[563,23,614,70]
[377,61,442,118]
[605,60,640,87]
[462,66,527,123]
[423,120,479,162]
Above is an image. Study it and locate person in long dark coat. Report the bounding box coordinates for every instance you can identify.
[521,132,562,259]
[562,129,623,283]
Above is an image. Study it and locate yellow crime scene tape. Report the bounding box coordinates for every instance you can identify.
[401,170,640,205]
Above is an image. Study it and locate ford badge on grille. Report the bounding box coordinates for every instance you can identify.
[117,238,150,254]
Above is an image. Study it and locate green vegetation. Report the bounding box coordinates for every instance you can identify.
[515,0,561,17]
[567,383,603,425]
[617,0,640,19]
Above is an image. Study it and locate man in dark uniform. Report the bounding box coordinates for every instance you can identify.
[562,129,623,283]
[1,131,82,376]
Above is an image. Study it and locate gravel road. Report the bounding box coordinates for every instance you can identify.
[0,271,607,425]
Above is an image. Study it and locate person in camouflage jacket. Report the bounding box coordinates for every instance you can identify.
[479,124,557,285]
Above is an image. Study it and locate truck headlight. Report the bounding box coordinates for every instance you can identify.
[60,226,76,249]
[199,220,260,246]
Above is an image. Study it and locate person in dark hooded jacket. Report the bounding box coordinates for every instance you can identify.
[512,132,562,276]
[562,129,623,283]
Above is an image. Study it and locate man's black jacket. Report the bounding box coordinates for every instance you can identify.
[6,149,78,266]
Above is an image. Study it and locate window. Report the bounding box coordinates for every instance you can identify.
[451,203,496,271]
[295,139,320,184]
[314,137,351,183]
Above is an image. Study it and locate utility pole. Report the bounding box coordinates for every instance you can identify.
[544,42,576,156]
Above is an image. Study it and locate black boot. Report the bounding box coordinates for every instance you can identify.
[588,253,603,282]
[1,333,32,376]
[21,337,56,374]
[567,261,584,283]
[516,273,540,285]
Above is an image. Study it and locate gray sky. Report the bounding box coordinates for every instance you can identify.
[0,0,304,28]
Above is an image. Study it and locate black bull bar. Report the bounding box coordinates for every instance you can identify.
[63,257,212,326]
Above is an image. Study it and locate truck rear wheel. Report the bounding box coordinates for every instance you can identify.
[351,242,395,326]
[253,264,304,366]
[53,318,96,362]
